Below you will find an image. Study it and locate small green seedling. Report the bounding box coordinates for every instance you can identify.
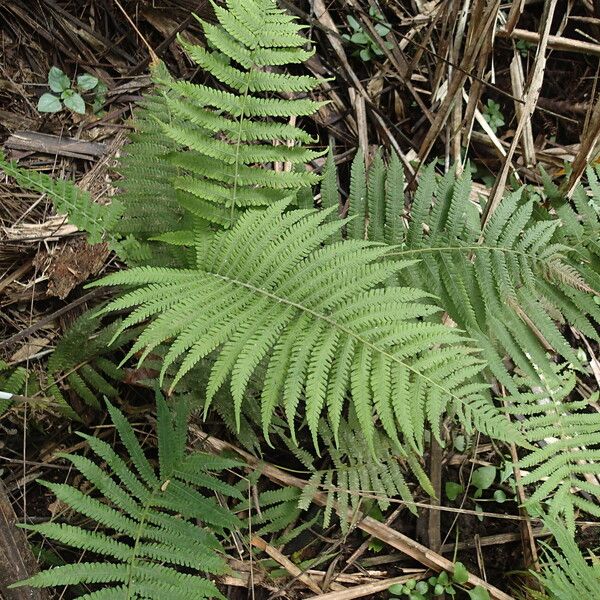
[388,563,491,600]
[471,466,496,499]
[482,99,505,134]
[38,67,107,115]
[516,39,533,57]
[445,481,464,502]
[342,7,393,61]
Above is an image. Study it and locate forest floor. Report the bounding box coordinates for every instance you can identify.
[1,1,600,599]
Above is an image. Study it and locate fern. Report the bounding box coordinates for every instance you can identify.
[529,517,600,599]
[341,153,600,394]
[0,360,28,414]
[0,151,122,246]
[154,0,325,226]
[11,394,242,599]
[111,68,197,267]
[294,417,432,534]
[45,311,134,416]
[506,370,600,534]
[93,200,519,454]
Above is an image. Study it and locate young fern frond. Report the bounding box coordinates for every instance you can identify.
[11,394,242,599]
[93,200,520,454]
[155,0,325,226]
[341,152,600,393]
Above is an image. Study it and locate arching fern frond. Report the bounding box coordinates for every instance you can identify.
[529,517,600,600]
[93,200,520,453]
[155,0,325,226]
[10,394,242,599]
[341,152,600,393]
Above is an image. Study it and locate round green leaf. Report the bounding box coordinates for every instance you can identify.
[404,579,416,590]
[350,32,369,45]
[77,73,99,91]
[37,93,62,113]
[452,562,469,585]
[63,92,86,114]
[434,584,444,595]
[375,23,390,36]
[468,586,491,600]
[359,48,372,61]
[437,572,449,585]
[415,581,428,594]
[388,583,405,595]
[493,489,507,503]
[48,66,70,93]
[445,482,464,501]
[471,466,496,491]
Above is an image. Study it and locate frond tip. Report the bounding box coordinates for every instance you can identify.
[94,201,521,453]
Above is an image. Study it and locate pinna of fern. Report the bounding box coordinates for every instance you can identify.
[11,393,242,599]
[529,516,600,600]
[506,368,600,534]
[92,199,521,456]
[153,0,326,228]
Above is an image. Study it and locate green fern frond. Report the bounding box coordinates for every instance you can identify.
[293,417,428,534]
[530,517,600,599]
[341,153,600,394]
[0,360,28,414]
[94,200,520,453]
[507,371,600,533]
[46,311,134,415]
[112,83,193,266]
[152,0,325,226]
[0,152,122,246]
[10,394,241,599]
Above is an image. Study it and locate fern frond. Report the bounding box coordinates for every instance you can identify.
[11,394,241,598]
[342,153,600,394]
[0,360,28,414]
[507,371,600,533]
[0,152,122,246]
[152,0,324,225]
[530,517,600,600]
[95,201,520,452]
[46,311,133,415]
